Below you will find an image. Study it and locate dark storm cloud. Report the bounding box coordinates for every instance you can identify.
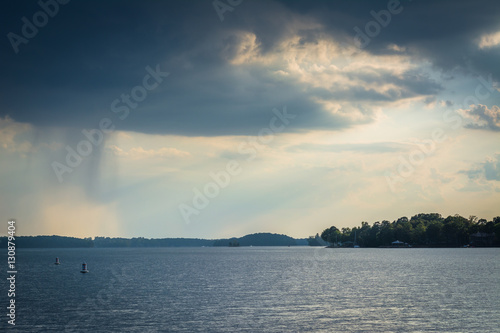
[1,0,499,136]
[0,0,351,135]
[295,0,500,78]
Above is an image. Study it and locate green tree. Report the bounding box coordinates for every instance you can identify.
[364,221,380,247]
[426,221,443,245]
[394,219,412,243]
[493,221,500,246]
[340,227,351,243]
[321,226,340,244]
[411,222,426,245]
[378,220,394,245]
[443,215,468,246]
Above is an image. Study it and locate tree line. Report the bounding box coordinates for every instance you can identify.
[0,236,215,248]
[0,235,94,248]
[311,213,500,247]
[0,233,308,248]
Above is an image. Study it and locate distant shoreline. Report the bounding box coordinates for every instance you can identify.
[1,234,498,249]
[0,233,309,248]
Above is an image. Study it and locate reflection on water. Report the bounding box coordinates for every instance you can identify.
[1,247,499,332]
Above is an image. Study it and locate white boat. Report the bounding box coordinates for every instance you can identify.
[80,262,89,273]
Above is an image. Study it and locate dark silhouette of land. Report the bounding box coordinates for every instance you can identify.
[317,213,500,248]
[0,233,307,248]
[2,213,498,248]
[214,233,307,247]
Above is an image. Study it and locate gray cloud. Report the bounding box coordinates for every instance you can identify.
[1,0,498,137]
[460,153,500,181]
[484,154,500,181]
[462,104,500,131]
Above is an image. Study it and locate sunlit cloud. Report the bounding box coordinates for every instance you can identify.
[0,116,34,153]
[222,28,441,132]
[478,30,500,49]
[459,104,500,131]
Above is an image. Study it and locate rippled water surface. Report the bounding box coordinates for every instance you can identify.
[1,247,499,332]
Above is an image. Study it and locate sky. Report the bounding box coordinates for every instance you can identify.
[1,0,499,239]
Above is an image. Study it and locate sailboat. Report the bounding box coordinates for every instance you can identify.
[354,230,360,248]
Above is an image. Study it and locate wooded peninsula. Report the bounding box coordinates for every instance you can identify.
[312,213,500,247]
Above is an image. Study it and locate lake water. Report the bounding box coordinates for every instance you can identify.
[1,247,499,332]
